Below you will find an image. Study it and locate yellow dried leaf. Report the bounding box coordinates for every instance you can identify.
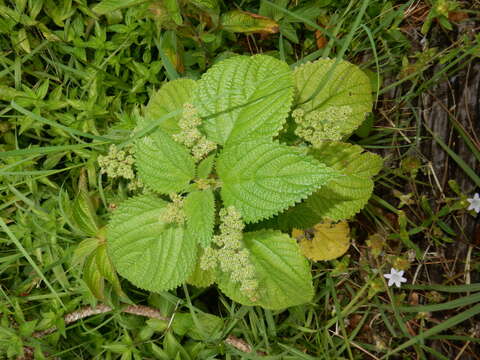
[294,221,350,261]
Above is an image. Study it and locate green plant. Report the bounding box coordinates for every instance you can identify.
[103,54,382,310]
[421,0,461,35]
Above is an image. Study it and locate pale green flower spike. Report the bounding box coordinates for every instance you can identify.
[200,247,218,270]
[160,193,186,225]
[173,103,217,161]
[293,106,353,146]
[98,144,135,180]
[195,178,221,191]
[127,178,144,191]
[192,137,217,161]
[174,128,202,148]
[200,206,258,300]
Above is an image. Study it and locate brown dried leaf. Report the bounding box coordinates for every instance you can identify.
[315,30,327,49]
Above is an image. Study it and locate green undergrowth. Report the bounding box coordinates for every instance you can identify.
[1,0,479,359]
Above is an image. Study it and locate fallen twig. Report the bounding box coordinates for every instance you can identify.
[25,303,263,357]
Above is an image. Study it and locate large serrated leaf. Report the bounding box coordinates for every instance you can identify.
[107,196,197,292]
[145,79,197,135]
[305,141,383,221]
[135,130,196,194]
[184,190,215,248]
[217,140,339,223]
[293,59,372,138]
[217,230,313,309]
[192,55,293,145]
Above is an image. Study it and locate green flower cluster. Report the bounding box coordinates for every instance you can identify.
[173,103,216,161]
[127,179,144,192]
[200,206,258,301]
[160,193,185,225]
[98,145,135,180]
[195,178,222,191]
[292,106,352,146]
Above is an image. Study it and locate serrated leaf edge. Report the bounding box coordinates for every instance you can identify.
[219,142,341,223]
[106,195,197,293]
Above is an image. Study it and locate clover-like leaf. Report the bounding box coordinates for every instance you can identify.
[217,139,339,223]
[135,130,196,194]
[144,78,197,135]
[193,54,293,145]
[293,59,372,139]
[305,141,383,221]
[184,190,215,248]
[107,195,197,292]
[217,230,313,309]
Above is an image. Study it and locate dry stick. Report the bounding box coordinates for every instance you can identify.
[453,339,471,360]
[224,335,254,353]
[32,304,167,337]
[31,303,263,355]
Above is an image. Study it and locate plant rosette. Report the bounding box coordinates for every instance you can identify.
[106,55,383,310]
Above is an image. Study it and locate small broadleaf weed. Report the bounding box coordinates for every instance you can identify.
[105,55,383,309]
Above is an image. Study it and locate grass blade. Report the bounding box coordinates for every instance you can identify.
[383,303,480,358]
[11,101,114,142]
[0,217,65,308]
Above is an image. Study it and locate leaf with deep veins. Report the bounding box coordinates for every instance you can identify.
[217,230,313,309]
[306,141,383,220]
[144,79,197,135]
[217,139,339,223]
[184,190,215,248]
[107,196,197,292]
[193,55,293,145]
[293,59,372,139]
[135,130,196,194]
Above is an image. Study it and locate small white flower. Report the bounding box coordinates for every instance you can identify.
[467,193,480,213]
[383,268,407,288]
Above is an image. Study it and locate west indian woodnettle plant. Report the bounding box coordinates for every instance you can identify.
[105,55,383,310]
